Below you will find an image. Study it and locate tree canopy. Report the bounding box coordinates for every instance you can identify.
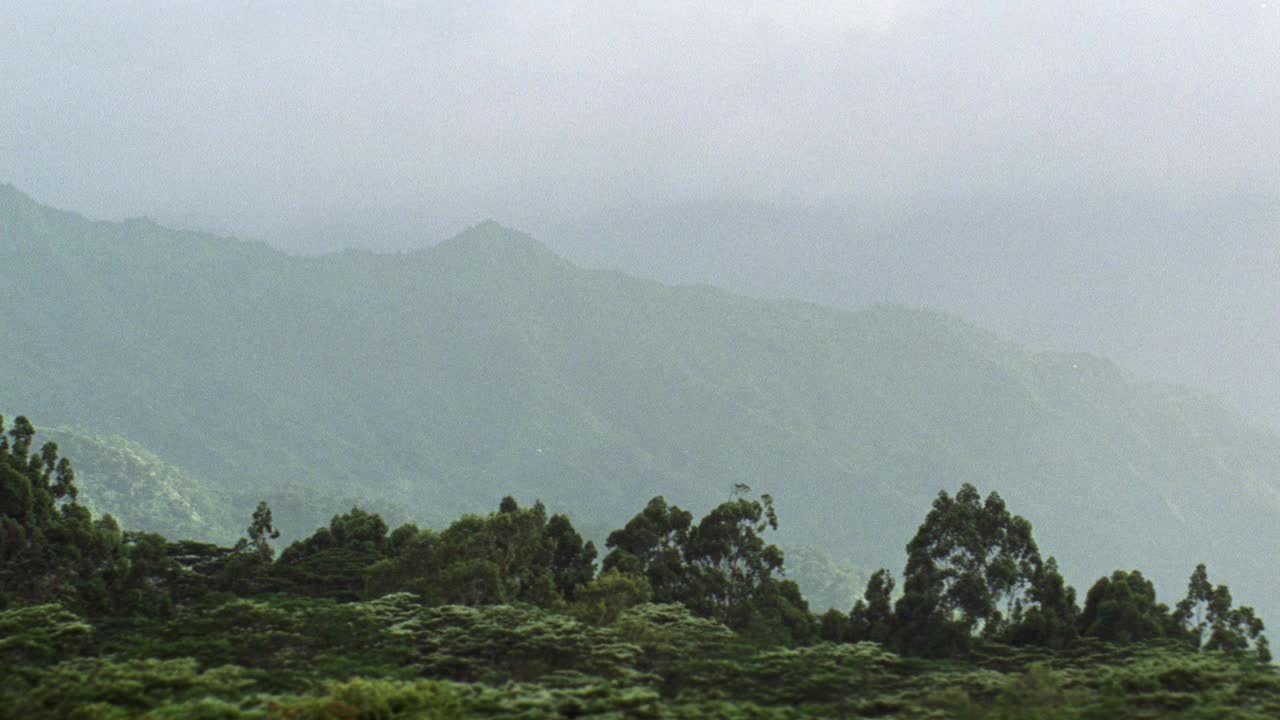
[3,413,1274,719]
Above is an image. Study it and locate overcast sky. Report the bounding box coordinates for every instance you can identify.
[4,1,1280,425]
[3,1,1277,239]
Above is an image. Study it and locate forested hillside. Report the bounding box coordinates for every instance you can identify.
[32,426,238,543]
[1,416,1274,718]
[3,183,1279,623]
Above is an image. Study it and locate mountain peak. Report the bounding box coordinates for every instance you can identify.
[468,218,516,234]
[429,220,566,269]
[0,183,92,244]
[0,182,39,212]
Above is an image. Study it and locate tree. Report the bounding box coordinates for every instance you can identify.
[242,500,281,563]
[364,497,596,607]
[602,491,808,640]
[741,577,816,645]
[569,569,651,625]
[1079,570,1176,643]
[898,484,1044,640]
[601,496,693,604]
[103,531,181,616]
[891,588,971,657]
[682,493,784,625]
[1174,563,1219,648]
[219,500,284,595]
[1206,603,1271,662]
[819,608,851,643]
[1174,564,1269,661]
[849,568,895,643]
[1003,557,1078,649]
[50,458,76,502]
[8,416,36,459]
[274,507,391,600]
[546,513,597,601]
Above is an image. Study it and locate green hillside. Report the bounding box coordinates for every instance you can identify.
[2,183,1278,620]
[12,425,420,546]
[33,426,239,543]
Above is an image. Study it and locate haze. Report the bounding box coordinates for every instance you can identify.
[3,1,1279,425]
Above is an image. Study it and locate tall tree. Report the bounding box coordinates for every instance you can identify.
[601,496,693,604]
[242,501,281,563]
[849,569,895,643]
[1174,564,1270,661]
[546,513,597,601]
[898,484,1043,638]
[682,493,784,624]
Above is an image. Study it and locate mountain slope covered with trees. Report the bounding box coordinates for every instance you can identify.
[1,415,1274,718]
[3,183,1279,623]
[32,426,238,543]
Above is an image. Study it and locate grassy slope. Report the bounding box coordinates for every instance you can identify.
[2,183,1278,620]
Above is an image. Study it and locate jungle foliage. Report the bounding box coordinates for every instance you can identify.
[1,415,1276,718]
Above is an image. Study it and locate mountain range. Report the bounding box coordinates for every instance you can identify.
[2,183,1277,619]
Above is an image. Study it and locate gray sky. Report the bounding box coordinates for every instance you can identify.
[3,1,1277,235]
[4,1,1280,425]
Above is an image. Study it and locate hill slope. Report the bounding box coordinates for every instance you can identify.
[33,426,240,543]
[2,183,1278,618]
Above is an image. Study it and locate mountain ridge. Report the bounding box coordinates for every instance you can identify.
[2,185,1278,623]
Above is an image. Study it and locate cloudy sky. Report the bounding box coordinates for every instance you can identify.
[3,2,1276,233]
[3,1,1279,424]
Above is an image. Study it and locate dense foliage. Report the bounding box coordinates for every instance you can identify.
[2,415,1275,717]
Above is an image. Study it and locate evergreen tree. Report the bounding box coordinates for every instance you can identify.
[849,568,895,643]
[601,496,693,604]
[682,493,784,625]
[546,513,597,601]
[365,497,596,607]
[1079,570,1176,643]
[604,491,809,641]
[1174,563,1269,661]
[1003,557,1079,649]
[893,484,1044,655]
[242,500,281,563]
[273,507,391,600]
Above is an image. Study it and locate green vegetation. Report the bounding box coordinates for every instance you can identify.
[3,414,1276,717]
[34,426,240,543]
[5,185,1280,626]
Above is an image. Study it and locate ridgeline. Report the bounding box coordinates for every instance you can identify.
[3,183,1279,624]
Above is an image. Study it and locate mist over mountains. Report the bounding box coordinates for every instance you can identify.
[3,184,1279,623]
[193,188,1280,434]
[539,192,1280,431]
[6,4,1280,713]
[7,2,1277,436]
[255,190,1280,432]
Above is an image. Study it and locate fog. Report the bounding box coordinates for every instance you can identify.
[3,1,1279,425]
